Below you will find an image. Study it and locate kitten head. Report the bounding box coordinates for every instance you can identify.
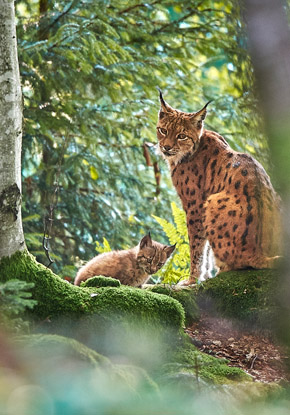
[137,233,175,274]
[156,89,211,165]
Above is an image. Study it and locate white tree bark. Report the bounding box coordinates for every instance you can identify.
[0,0,25,258]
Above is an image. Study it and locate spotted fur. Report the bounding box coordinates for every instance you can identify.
[156,92,281,283]
[74,233,175,287]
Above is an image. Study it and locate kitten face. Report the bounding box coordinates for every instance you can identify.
[156,91,210,165]
[136,234,175,274]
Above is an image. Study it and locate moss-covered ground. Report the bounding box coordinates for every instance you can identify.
[0,249,254,386]
[2,332,284,415]
[0,250,184,330]
[163,335,251,386]
[146,284,199,326]
[197,268,279,329]
[13,333,160,398]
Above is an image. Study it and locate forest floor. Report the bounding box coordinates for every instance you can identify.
[185,312,288,383]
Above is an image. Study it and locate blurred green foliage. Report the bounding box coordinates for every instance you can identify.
[16,0,268,275]
[0,279,37,332]
[1,330,286,414]
[95,237,112,254]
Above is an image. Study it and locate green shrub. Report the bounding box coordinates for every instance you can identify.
[0,279,37,332]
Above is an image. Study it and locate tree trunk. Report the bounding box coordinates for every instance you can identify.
[243,0,290,352]
[0,0,25,258]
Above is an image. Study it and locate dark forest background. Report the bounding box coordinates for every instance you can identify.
[17,0,271,278]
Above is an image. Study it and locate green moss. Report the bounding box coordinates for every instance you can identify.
[197,269,279,328]
[166,336,250,385]
[14,334,159,396]
[80,276,121,288]
[0,249,184,330]
[85,285,185,329]
[218,382,283,402]
[14,333,109,366]
[147,285,199,325]
[0,251,259,386]
[0,250,88,317]
[112,364,160,396]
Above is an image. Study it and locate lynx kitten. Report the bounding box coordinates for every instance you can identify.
[74,233,175,287]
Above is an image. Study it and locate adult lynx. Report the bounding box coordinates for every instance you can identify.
[156,91,281,284]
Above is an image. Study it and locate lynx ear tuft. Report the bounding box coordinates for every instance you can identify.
[157,87,173,117]
[164,243,176,258]
[139,233,152,249]
[191,100,212,122]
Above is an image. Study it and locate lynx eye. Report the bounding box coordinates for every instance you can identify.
[158,127,167,136]
[177,133,188,140]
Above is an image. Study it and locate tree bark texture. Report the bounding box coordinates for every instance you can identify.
[0,0,25,258]
[243,0,290,347]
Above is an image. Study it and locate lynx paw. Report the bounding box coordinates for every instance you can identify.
[178,278,197,287]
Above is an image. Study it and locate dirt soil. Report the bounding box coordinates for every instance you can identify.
[185,312,288,383]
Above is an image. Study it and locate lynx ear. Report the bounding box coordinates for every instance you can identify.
[164,243,176,258]
[139,233,152,249]
[191,100,212,123]
[157,87,174,119]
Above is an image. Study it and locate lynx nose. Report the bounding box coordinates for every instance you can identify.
[163,145,172,151]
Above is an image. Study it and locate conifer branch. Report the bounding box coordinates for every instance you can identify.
[118,0,161,15]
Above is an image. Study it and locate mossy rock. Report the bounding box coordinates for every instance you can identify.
[13,333,159,397]
[80,276,121,288]
[197,269,279,328]
[0,250,186,368]
[14,333,109,366]
[146,284,199,326]
[212,382,283,402]
[0,250,184,329]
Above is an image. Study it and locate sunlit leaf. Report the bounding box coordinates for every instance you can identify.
[90,166,99,180]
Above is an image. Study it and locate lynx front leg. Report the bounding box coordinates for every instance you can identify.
[184,211,206,284]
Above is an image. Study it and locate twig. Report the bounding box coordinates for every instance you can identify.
[118,0,161,15]
[43,218,54,268]
[153,161,161,196]
[42,135,69,268]
[152,2,204,35]
[39,0,78,40]
[250,354,258,370]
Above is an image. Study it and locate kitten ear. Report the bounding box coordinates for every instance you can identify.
[139,233,152,249]
[164,243,176,258]
[190,100,212,123]
[157,87,174,119]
